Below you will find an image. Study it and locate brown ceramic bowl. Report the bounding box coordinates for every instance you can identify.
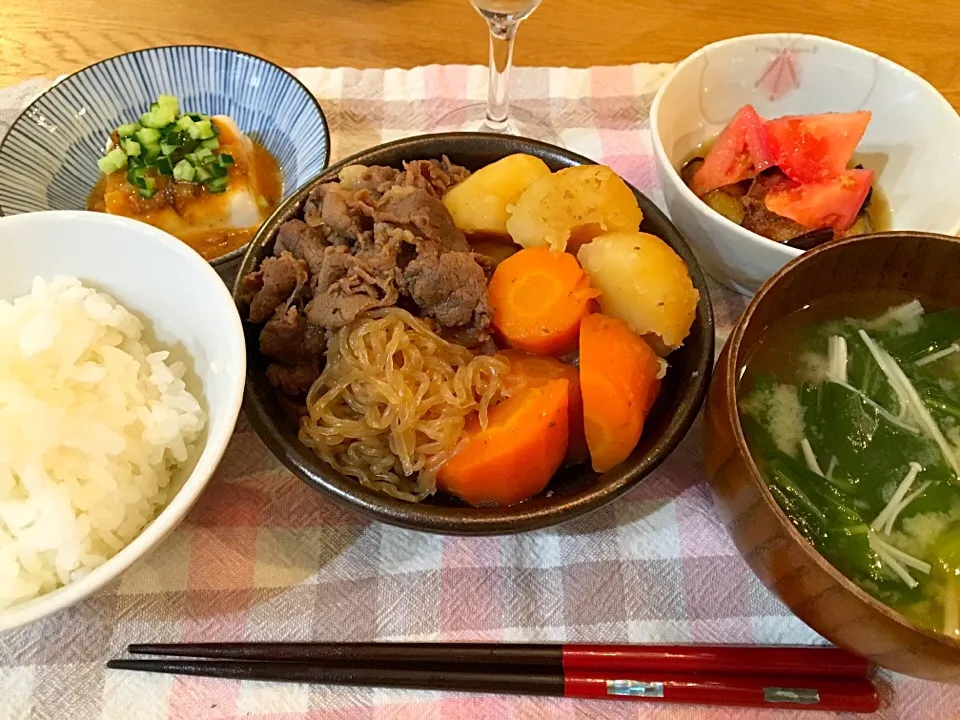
[704,230,960,683]
[235,133,714,535]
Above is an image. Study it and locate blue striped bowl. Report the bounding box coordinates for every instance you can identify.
[0,45,329,272]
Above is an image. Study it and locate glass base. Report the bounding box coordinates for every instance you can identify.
[433,103,562,145]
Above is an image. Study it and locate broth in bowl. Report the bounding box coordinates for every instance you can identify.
[738,292,960,639]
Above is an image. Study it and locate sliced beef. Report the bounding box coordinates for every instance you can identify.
[395,157,470,197]
[304,183,366,243]
[338,164,401,195]
[260,306,325,394]
[266,360,321,396]
[402,251,491,330]
[741,170,810,242]
[242,157,491,397]
[305,240,400,329]
[440,324,497,355]
[358,186,469,253]
[260,306,305,359]
[274,219,328,276]
[242,251,309,324]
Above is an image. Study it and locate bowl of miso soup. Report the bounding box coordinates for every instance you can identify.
[705,230,960,683]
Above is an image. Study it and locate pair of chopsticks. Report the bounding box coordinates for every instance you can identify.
[108,642,880,712]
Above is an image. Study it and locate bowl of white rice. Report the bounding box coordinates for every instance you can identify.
[0,210,245,632]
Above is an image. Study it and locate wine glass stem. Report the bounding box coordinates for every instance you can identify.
[483,18,520,132]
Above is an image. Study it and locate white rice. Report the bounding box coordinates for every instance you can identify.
[0,276,205,610]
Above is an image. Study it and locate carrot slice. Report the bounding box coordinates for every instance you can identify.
[579,313,662,473]
[497,349,588,465]
[436,379,569,507]
[488,246,598,356]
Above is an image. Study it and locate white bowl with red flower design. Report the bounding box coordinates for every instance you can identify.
[651,33,960,296]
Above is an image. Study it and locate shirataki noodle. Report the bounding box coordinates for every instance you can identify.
[299,308,508,501]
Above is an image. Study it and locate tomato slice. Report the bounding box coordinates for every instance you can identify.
[745,120,777,172]
[691,105,770,196]
[764,168,874,233]
[764,111,871,183]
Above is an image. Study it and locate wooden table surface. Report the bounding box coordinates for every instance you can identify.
[2,0,959,109]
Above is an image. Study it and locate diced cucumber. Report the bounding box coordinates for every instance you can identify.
[96,147,129,174]
[143,145,161,163]
[176,115,196,132]
[117,122,140,138]
[121,139,141,157]
[101,95,229,193]
[194,120,215,140]
[155,156,174,175]
[194,147,215,164]
[205,176,229,193]
[173,159,197,182]
[139,177,157,199]
[157,94,179,112]
[139,105,176,129]
[135,127,161,145]
[97,155,119,174]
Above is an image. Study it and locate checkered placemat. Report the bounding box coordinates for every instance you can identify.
[1,64,958,720]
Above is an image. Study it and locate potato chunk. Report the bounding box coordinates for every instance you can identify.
[442,153,551,236]
[577,231,699,352]
[506,165,642,252]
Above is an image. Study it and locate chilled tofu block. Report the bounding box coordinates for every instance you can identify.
[93,107,281,260]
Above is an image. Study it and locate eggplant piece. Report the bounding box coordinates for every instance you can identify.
[742,206,812,243]
[841,211,874,238]
[679,157,704,187]
[740,169,809,242]
[853,163,874,209]
[724,179,752,200]
[702,188,745,224]
[785,228,834,250]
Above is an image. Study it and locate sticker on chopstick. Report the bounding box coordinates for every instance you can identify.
[605,680,665,698]
[764,687,821,704]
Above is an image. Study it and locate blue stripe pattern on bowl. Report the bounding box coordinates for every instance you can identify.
[0,46,329,221]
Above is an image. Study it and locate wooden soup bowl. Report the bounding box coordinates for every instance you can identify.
[704,231,960,683]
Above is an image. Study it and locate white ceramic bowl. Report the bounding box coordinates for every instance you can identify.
[0,211,245,632]
[651,33,960,296]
